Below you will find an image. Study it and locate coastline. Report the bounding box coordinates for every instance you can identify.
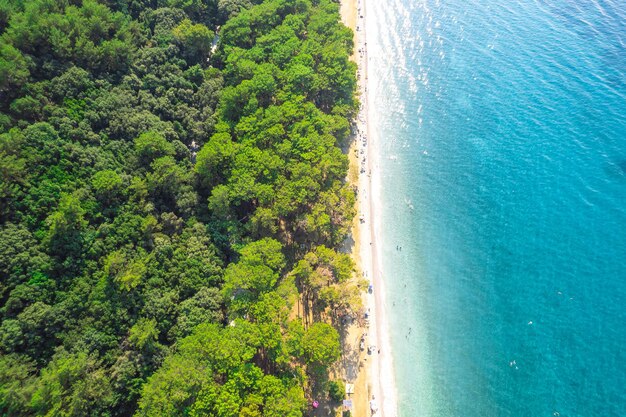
[340,0,398,415]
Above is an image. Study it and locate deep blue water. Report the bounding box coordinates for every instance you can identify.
[366,0,626,415]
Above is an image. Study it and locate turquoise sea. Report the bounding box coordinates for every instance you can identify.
[366,0,626,415]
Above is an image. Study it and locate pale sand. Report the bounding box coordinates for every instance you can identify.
[340,0,398,415]
[340,0,358,61]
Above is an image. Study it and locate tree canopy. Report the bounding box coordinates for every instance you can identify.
[0,0,359,415]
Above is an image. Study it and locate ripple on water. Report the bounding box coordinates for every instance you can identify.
[371,0,626,415]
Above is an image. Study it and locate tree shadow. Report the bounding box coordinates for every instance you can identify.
[338,316,364,382]
[339,231,355,256]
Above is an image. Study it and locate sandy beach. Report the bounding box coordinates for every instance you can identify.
[340,0,397,415]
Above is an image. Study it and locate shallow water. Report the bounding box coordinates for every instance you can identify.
[366,0,626,415]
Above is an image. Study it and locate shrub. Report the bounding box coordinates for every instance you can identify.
[328,380,345,402]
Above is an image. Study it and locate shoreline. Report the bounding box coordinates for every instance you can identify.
[340,0,398,415]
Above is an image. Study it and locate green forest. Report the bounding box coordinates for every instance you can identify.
[0,0,360,415]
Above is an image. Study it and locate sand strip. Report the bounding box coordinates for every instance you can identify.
[340,0,398,415]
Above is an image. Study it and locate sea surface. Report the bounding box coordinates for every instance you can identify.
[365,0,626,415]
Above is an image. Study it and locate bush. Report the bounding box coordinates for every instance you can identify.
[328,380,345,402]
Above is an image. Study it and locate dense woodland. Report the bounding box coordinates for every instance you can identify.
[0,0,360,415]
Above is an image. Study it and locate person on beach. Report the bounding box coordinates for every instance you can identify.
[370,395,379,415]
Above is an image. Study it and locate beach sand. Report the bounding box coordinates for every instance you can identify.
[340,0,397,416]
